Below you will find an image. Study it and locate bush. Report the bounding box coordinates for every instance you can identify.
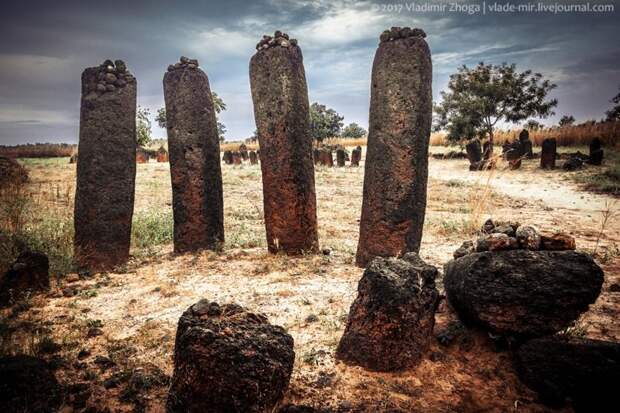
[341,123,367,139]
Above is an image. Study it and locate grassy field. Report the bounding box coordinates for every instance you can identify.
[1,149,619,412]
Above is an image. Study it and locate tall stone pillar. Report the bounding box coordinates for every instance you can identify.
[540,138,557,169]
[250,31,319,254]
[74,59,136,271]
[356,27,432,267]
[163,57,224,253]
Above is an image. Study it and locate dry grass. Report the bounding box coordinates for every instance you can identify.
[1,150,619,411]
[0,143,76,158]
[430,120,620,148]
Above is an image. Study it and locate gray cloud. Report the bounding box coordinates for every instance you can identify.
[0,0,618,145]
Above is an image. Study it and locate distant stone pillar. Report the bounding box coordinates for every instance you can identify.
[250,31,319,254]
[164,57,224,253]
[319,149,333,167]
[540,138,556,169]
[232,152,242,165]
[249,151,258,165]
[336,148,346,167]
[465,140,482,170]
[483,141,492,160]
[313,148,320,165]
[351,147,361,166]
[356,27,432,267]
[74,59,136,271]
[589,138,603,165]
[223,150,233,165]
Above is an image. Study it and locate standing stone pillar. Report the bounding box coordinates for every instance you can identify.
[589,138,603,165]
[223,151,233,165]
[351,147,361,166]
[74,59,136,271]
[249,151,258,165]
[163,57,224,253]
[465,139,482,170]
[483,141,493,160]
[356,27,432,267]
[313,148,320,165]
[540,138,557,169]
[232,152,242,165]
[336,148,346,167]
[250,31,319,254]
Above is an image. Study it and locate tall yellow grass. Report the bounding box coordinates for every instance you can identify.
[430,120,620,148]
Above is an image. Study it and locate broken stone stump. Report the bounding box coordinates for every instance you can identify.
[351,147,361,166]
[336,148,346,167]
[167,300,295,413]
[222,150,233,165]
[514,337,620,411]
[0,356,62,412]
[356,27,432,267]
[74,59,136,271]
[465,140,483,170]
[0,250,49,307]
[336,253,439,371]
[540,138,556,169]
[249,150,258,165]
[250,31,319,254]
[164,57,224,253]
[589,137,603,165]
[444,250,603,337]
[504,141,523,169]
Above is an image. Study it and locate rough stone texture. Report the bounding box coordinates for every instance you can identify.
[0,250,49,307]
[504,141,523,169]
[519,129,533,158]
[465,140,482,170]
[222,150,233,165]
[164,57,224,253]
[336,253,439,371]
[74,60,136,271]
[336,148,346,167]
[249,150,258,165]
[540,233,576,250]
[250,32,319,254]
[232,151,242,165]
[444,250,603,337]
[351,147,361,166]
[589,137,603,165]
[0,355,62,413]
[319,149,333,167]
[540,138,556,169]
[356,28,432,267]
[514,337,620,411]
[157,146,169,162]
[167,300,295,413]
[474,233,517,252]
[453,240,474,259]
[515,225,541,250]
[0,156,28,188]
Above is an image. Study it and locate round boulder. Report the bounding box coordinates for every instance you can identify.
[167,300,295,413]
[336,253,440,371]
[444,250,603,337]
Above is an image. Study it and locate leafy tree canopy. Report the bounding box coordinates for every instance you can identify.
[136,106,152,147]
[310,102,344,144]
[434,62,557,146]
[341,122,367,139]
[558,115,575,127]
[605,86,620,122]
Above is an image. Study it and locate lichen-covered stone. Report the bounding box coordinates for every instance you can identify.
[250,33,318,254]
[444,250,603,337]
[74,61,136,271]
[336,253,439,371]
[167,300,294,413]
[356,28,432,267]
[164,58,224,253]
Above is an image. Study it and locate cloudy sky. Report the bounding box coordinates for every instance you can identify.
[0,0,618,145]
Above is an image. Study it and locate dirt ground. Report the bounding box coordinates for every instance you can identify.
[2,151,619,413]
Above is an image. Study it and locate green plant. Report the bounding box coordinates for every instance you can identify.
[131,209,173,251]
[341,123,367,139]
[310,102,344,144]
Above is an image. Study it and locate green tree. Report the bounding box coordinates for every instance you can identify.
[526,120,542,131]
[434,62,557,150]
[341,122,367,139]
[605,86,620,121]
[558,115,575,127]
[136,106,152,147]
[156,92,228,140]
[310,102,344,144]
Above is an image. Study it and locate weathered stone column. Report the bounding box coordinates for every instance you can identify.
[589,138,603,165]
[249,151,258,165]
[466,139,482,170]
[164,57,224,253]
[336,148,346,167]
[356,27,432,267]
[250,31,319,254]
[351,147,361,166]
[541,138,556,169]
[74,59,136,271]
